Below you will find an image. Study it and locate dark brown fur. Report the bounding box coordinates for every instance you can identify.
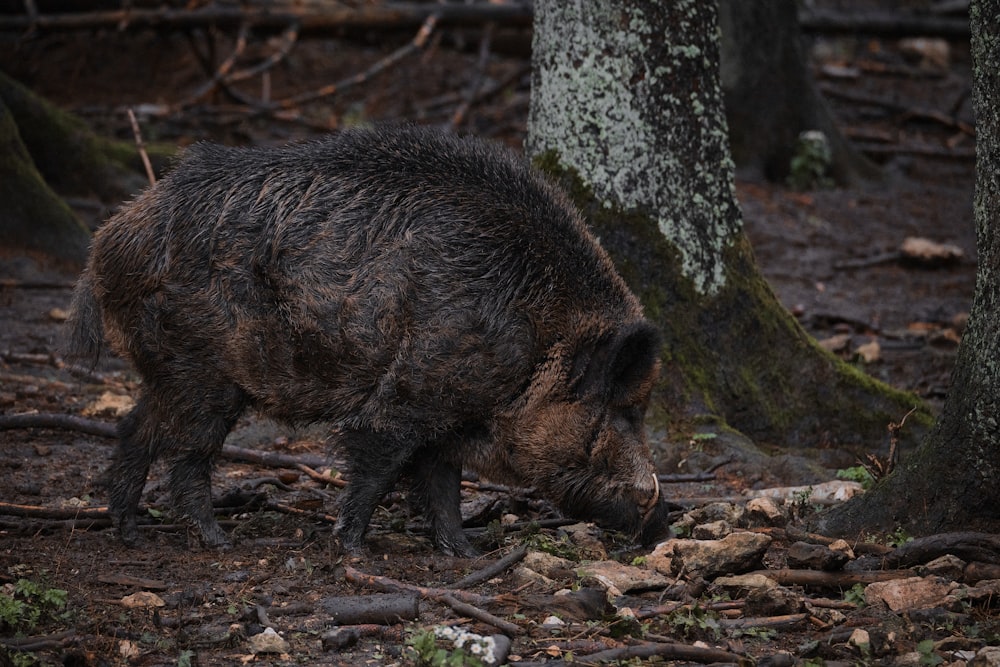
[68,126,668,555]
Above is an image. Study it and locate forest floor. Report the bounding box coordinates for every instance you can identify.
[1,4,996,666]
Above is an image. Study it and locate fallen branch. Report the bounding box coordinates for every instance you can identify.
[0,501,107,520]
[274,13,439,110]
[0,412,116,437]
[0,629,76,652]
[820,83,975,136]
[0,2,533,35]
[439,593,522,636]
[517,639,746,666]
[343,564,522,636]
[799,7,970,38]
[751,568,916,588]
[447,543,528,590]
[882,531,1000,569]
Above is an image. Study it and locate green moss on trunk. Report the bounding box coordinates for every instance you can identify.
[536,151,930,450]
[0,70,156,201]
[0,99,90,268]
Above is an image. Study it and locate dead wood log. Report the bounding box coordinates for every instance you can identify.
[96,573,169,590]
[0,412,116,437]
[798,8,970,38]
[718,613,809,629]
[881,531,1000,569]
[517,640,747,667]
[343,564,522,636]
[752,568,916,588]
[446,543,528,590]
[0,629,76,652]
[319,593,420,625]
[0,501,107,520]
[0,2,533,35]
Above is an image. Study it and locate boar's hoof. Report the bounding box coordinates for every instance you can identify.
[436,533,479,558]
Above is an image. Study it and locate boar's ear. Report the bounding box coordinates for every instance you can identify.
[573,322,661,402]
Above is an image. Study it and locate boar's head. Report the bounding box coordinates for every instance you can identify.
[491,320,670,545]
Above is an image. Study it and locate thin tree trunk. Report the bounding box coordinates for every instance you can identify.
[527,0,926,450]
[819,0,1000,535]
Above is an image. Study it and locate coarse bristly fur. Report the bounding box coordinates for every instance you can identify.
[67,125,670,556]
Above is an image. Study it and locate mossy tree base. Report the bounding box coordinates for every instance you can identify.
[540,157,930,452]
[0,70,168,269]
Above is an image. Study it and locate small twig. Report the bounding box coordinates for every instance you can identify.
[518,639,745,666]
[449,21,495,129]
[438,593,522,636]
[0,412,116,437]
[820,82,975,136]
[276,13,439,109]
[178,20,250,107]
[718,613,809,629]
[447,543,528,590]
[0,629,76,652]
[126,108,156,187]
[296,463,347,488]
[833,250,903,270]
[263,500,338,525]
[0,501,108,520]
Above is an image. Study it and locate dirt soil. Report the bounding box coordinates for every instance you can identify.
[0,7,992,667]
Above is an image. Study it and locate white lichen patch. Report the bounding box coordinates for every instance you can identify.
[528,0,740,295]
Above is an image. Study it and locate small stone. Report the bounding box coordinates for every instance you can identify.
[692,520,732,540]
[48,307,69,322]
[849,628,870,649]
[649,532,772,579]
[973,646,1000,666]
[248,627,289,654]
[786,541,850,571]
[865,576,957,611]
[522,551,575,580]
[577,560,670,594]
[827,539,855,560]
[118,640,141,659]
[918,554,966,580]
[541,615,565,629]
[744,496,786,527]
[120,591,165,608]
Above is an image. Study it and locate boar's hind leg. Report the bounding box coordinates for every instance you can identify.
[407,452,477,557]
[162,385,247,549]
[108,394,159,546]
[335,430,421,553]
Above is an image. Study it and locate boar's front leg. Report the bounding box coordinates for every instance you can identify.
[407,449,477,557]
[335,429,421,553]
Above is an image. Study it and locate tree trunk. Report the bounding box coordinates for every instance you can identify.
[527,0,926,450]
[0,71,158,269]
[0,95,90,268]
[818,0,1000,536]
[719,0,880,186]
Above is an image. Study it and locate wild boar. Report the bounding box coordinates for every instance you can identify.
[68,125,668,556]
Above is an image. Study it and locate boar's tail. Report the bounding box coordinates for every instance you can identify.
[65,271,104,368]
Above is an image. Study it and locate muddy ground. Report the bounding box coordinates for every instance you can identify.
[0,4,992,666]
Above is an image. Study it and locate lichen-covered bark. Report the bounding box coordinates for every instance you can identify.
[528,0,929,449]
[528,0,739,296]
[819,0,1000,535]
